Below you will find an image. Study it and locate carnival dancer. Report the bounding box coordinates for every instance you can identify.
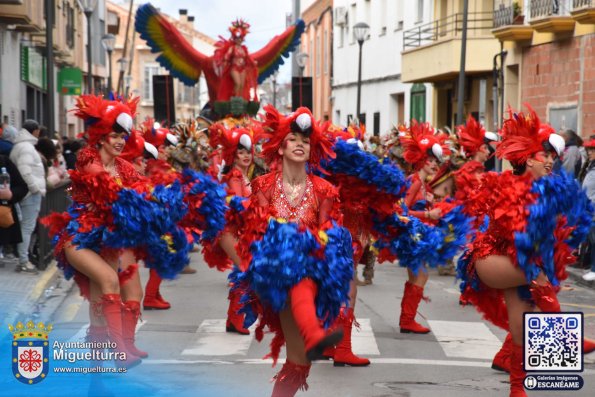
[458,106,593,397]
[42,96,153,368]
[228,106,353,397]
[320,123,408,366]
[203,121,257,335]
[398,121,450,334]
[139,119,184,308]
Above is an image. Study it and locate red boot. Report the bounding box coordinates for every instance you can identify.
[122,300,149,358]
[584,338,595,354]
[510,343,527,397]
[399,282,431,334]
[492,332,512,373]
[322,346,335,360]
[289,278,344,361]
[101,294,142,369]
[271,359,311,397]
[143,269,170,310]
[529,281,561,312]
[226,287,250,335]
[333,307,370,367]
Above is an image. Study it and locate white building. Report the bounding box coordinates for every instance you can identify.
[332,0,434,136]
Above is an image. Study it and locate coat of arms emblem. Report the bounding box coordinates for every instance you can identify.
[9,320,52,384]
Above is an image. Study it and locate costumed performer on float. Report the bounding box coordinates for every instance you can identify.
[457,106,593,397]
[227,106,353,397]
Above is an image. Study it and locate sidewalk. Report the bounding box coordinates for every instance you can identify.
[0,258,72,327]
[566,265,595,290]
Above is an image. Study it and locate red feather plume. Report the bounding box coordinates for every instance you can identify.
[457,115,486,157]
[400,120,450,170]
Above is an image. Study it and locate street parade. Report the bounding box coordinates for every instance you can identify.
[2,1,595,396]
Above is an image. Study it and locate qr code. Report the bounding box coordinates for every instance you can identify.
[524,312,583,372]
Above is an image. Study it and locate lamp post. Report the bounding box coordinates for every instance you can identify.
[353,22,369,125]
[101,34,116,95]
[78,0,98,94]
[295,52,309,107]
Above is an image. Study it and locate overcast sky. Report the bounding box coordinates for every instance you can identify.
[130,0,295,83]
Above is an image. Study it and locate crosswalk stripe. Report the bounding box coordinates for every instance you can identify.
[181,319,253,356]
[428,320,502,360]
[351,318,380,355]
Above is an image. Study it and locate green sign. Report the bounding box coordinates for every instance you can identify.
[58,67,82,95]
[20,46,47,90]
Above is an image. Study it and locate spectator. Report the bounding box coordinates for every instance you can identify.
[49,139,69,187]
[8,119,46,274]
[63,139,82,170]
[561,129,583,177]
[35,137,63,188]
[581,138,595,281]
[0,154,29,262]
[0,124,16,155]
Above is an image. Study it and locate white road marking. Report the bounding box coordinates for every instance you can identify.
[428,320,502,360]
[181,319,253,356]
[351,318,380,355]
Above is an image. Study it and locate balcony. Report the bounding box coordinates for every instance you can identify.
[492,1,534,41]
[402,12,500,83]
[529,0,576,33]
[0,0,43,32]
[570,0,595,24]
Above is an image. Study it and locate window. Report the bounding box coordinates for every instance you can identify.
[416,0,424,23]
[359,113,366,126]
[143,65,160,102]
[66,4,74,49]
[396,0,404,30]
[347,114,353,125]
[410,83,426,122]
[316,33,321,77]
[309,38,313,75]
[373,112,380,136]
[323,30,328,74]
[338,26,344,48]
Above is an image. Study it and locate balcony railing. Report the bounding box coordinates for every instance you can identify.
[530,0,571,20]
[573,0,595,9]
[403,12,494,50]
[494,1,517,28]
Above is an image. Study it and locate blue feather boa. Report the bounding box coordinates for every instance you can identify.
[323,139,409,197]
[515,171,593,285]
[230,219,353,328]
[182,169,228,242]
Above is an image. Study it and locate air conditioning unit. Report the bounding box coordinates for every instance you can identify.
[334,7,348,26]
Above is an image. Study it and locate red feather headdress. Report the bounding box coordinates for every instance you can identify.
[74,95,138,145]
[139,117,178,148]
[496,105,564,165]
[400,120,450,170]
[229,19,250,39]
[457,115,498,157]
[260,105,335,171]
[120,128,158,162]
[208,121,259,166]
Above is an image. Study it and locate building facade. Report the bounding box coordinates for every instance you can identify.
[107,2,215,123]
[0,0,107,136]
[331,0,432,136]
[493,0,595,137]
[300,0,333,121]
[401,0,499,132]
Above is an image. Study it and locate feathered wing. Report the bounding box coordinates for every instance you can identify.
[135,3,215,88]
[252,19,306,84]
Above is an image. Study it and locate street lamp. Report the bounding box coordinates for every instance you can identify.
[101,34,116,95]
[295,52,309,107]
[78,0,98,94]
[353,22,369,124]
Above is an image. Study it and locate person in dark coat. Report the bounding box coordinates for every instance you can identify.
[0,154,29,250]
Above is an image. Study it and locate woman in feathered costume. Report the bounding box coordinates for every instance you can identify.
[458,106,593,397]
[229,106,353,397]
[453,115,498,201]
[44,95,156,368]
[203,120,258,335]
[320,122,408,367]
[398,120,451,334]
